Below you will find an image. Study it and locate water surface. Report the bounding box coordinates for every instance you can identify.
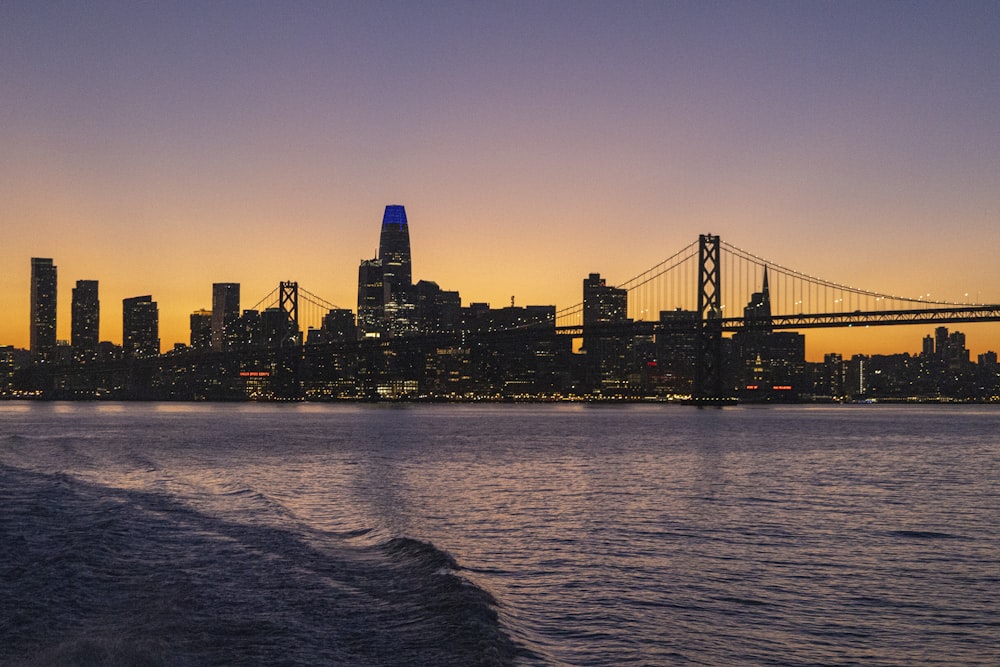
[1,403,997,665]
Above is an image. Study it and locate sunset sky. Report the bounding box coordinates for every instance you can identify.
[2,2,998,360]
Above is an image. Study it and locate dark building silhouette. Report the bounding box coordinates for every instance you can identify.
[190,309,212,350]
[123,295,159,358]
[30,258,57,361]
[819,352,845,399]
[71,280,99,361]
[582,273,630,391]
[384,288,418,338]
[306,308,358,345]
[357,258,387,338]
[261,307,298,348]
[654,308,698,395]
[733,269,805,400]
[743,267,773,333]
[0,346,17,391]
[230,309,263,351]
[459,302,565,396]
[212,283,240,351]
[321,308,358,341]
[415,280,461,335]
[922,334,935,358]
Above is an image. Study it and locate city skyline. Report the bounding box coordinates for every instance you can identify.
[10,214,1000,366]
[2,3,998,359]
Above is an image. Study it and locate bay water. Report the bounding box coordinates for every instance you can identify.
[1,402,997,665]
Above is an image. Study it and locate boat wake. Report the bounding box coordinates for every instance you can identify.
[0,463,528,666]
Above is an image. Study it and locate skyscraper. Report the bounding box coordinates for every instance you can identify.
[212,283,240,351]
[378,204,412,292]
[357,205,417,339]
[190,309,212,349]
[357,258,387,338]
[71,280,100,361]
[583,273,628,335]
[743,267,773,334]
[30,258,57,361]
[582,273,629,391]
[733,269,804,400]
[123,295,159,358]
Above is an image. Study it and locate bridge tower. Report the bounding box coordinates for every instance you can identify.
[279,281,298,329]
[693,234,725,402]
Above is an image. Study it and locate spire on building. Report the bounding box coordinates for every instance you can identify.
[744,268,773,334]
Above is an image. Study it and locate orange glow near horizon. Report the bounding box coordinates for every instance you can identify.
[1,5,998,361]
[2,230,999,364]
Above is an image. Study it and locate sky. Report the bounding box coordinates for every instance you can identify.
[2,1,998,361]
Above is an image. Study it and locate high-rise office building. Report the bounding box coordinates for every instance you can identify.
[583,273,627,336]
[71,280,100,361]
[378,204,412,292]
[357,258,387,338]
[321,309,358,341]
[415,280,461,335]
[190,309,212,350]
[582,273,629,390]
[123,295,159,358]
[30,258,57,361]
[358,204,424,338]
[212,283,240,351]
[655,308,698,394]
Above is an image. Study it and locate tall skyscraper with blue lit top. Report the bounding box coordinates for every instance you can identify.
[378,204,412,292]
[358,205,416,338]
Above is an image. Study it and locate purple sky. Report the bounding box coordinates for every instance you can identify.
[2,2,998,358]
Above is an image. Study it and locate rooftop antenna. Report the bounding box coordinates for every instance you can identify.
[511,295,515,307]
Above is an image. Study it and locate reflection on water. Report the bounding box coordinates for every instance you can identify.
[1,403,998,666]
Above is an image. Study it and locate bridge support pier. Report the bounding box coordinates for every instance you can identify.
[693,234,726,404]
[279,281,299,330]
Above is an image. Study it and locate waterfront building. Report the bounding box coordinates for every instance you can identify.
[30,258,57,361]
[0,346,16,392]
[122,296,160,358]
[820,352,845,399]
[655,309,698,395]
[71,280,99,361]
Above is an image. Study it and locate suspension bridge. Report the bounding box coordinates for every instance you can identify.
[553,235,1000,330]
[246,234,1000,401]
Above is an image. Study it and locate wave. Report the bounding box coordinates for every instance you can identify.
[886,529,964,540]
[375,537,527,666]
[0,465,530,666]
